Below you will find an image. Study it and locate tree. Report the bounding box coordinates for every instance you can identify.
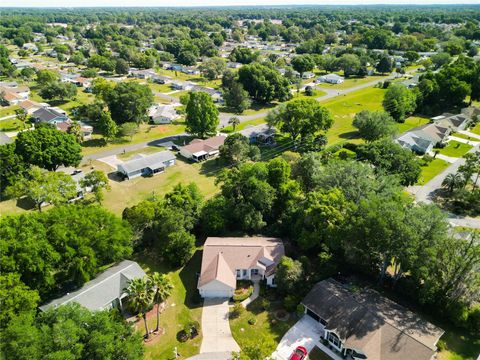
[104,82,153,124]
[376,55,393,74]
[164,229,196,267]
[39,81,77,101]
[185,91,219,138]
[7,166,77,211]
[338,54,361,77]
[147,273,173,333]
[357,139,422,186]
[67,121,83,143]
[352,110,397,142]
[14,107,28,129]
[228,116,241,132]
[267,98,333,142]
[238,63,291,103]
[275,256,303,295]
[115,58,130,75]
[124,277,154,339]
[291,55,315,77]
[229,47,259,64]
[219,133,260,165]
[0,143,28,195]
[80,170,110,203]
[91,78,116,101]
[223,81,252,113]
[459,151,480,190]
[199,57,226,80]
[0,273,40,329]
[98,110,118,140]
[431,52,452,69]
[119,122,139,141]
[36,69,60,86]
[442,173,465,193]
[382,84,417,122]
[15,125,82,171]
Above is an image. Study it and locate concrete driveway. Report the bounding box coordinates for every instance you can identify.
[271,316,323,360]
[200,298,240,355]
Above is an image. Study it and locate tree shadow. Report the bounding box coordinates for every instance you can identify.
[199,158,223,177]
[339,131,361,140]
[179,250,203,311]
[15,197,36,210]
[82,138,108,148]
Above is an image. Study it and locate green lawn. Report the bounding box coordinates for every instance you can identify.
[94,158,219,215]
[0,118,25,132]
[316,75,387,90]
[438,328,480,360]
[469,123,480,136]
[451,132,479,141]
[81,123,186,156]
[221,117,266,134]
[117,146,166,160]
[416,158,450,185]
[397,116,431,134]
[320,87,386,144]
[438,141,473,158]
[134,250,203,360]
[229,296,297,354]
[219,102,277,117]
[0,104,19,118]
[291,89,327,101]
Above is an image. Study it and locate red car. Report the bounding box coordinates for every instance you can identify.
[289,346,308,360]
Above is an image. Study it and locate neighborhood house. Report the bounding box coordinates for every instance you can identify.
[317,74,345,84]
[239,124,276,144]
[180,135,227,162]
[198,237,285,298]
[117,150,176,180]
[148,104,179,124]
[39,260,146,312]
[302,279,444,360]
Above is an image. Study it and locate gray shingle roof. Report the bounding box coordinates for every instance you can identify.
[39,260,146,311]
[120,150,176,174]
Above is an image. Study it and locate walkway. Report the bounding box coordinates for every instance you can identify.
[241,281,260,308]
[199,298,240,355]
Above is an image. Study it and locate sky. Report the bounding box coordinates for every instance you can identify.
[2,0,480,7]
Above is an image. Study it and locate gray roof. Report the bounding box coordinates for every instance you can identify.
[239,124,275,139]
[0,131,13,145]
[119,150,176,174]
[33,107,65,122]
[39,260,146,311]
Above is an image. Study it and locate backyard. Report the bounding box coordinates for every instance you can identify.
[416,158,450,185]
[438,140,473,158]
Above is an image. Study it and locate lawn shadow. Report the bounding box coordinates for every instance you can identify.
[339,130,361,140]
[199,158,223,177]
[179,250,203,311]
[15,197,36,211]
[82,138,108,148]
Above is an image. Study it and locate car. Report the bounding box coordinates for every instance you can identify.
[289,346,308,360]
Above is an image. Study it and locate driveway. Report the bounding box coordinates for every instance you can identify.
[200,298,240,355]
[271,316,323,360]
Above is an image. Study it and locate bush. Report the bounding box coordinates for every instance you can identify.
[261,298,270,311]
[436,339,447,352]
[177,330,189,342]
[421,154,433,165]
[382,80,391,89]
[284,294,300,312]
[248,317,257,325]
[230,303,244,319]
[185,321,200,338]
[296,304,305,317]
[233,281,254,302]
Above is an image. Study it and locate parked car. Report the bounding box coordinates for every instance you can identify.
[289,346,308,360]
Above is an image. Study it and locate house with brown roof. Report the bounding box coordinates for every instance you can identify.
[179,135,227,162]
[198,237,284,298]
[302,279,444,360]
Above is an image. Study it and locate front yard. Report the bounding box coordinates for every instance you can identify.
[438,140,473,158]
[416,158,450,185]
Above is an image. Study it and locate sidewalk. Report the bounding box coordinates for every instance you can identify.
[241,281,260,308]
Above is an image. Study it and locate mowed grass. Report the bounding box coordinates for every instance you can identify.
[469,123,480,136]
[416,158,450,185]
[229,297,296,354]
[316,75,387,90]
[0,104,19,118]
[134,250,203,360]
[439,140,473,158]
[81,123,186,156]
[94,158,219,215]
[0,118,25,132]
[438,328,480,360]
[452,132,479,141]
[397,116,431,134]
[320,87,386,144]
[221,117,267,134]
[117,146,166,160]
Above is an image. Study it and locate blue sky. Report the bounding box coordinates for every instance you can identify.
[2,0,480,7]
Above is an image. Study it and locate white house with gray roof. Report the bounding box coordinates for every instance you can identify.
[117,150,176,180]
[39,260,146,312]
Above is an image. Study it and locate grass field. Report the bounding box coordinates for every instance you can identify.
[320,87,386,144]
[291,89,327,101]
[316,75,387,90]
[0,118,25,132]
[117,146,166,160]
[469,123,480,136]
[134,250,203,360]
[416,158,450,185]
[94,158,219,215]
[439,140,473,158]
[229,296,296,355]
[451,132,480,141]
[81,123,186,156]
[221,117,266,133]
[0,104,19,118]
[397,116,431,134]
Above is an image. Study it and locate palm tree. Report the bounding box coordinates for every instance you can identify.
[124,277,154,339]
[228,117,240,132]
[148,273,174,333]
[442,173,464,193]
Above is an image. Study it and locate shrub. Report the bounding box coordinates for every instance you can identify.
[185,321,200,338]
[248,317,257,325]
[284,294,300,312]
[261,298,271,311]
[230,303,244,319]
[177,330,189,342]
[296,304,305,317]
[233,282,254,302]
[421,154,433,165]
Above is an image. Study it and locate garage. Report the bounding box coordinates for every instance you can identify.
[199,279,234,298]
[306,308,321,322]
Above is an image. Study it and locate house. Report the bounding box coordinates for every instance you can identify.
[182,66,200,75]
[148,104,179,124]
[317,74,344,84]
[239,124,276,145]
[396,123,450,154]
[179,135,227,162]
[227,61,242,69]
[191,85,223,102]
[396,132,434,154]
[432,112,473,131]
[32,107,69,124]
[55,121,93,140]
[117,150,176,180]
[198,237,285,298]
[0,85,30,105]
[302,278,444,360]
[399,74,420,89]
[39,260,146,312]
[302,72,315,79]
[22,43,38,52]
[0,132,13,145]
[19,100,47,114]
[171,81,193,91]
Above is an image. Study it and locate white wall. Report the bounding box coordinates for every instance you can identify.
[199,280,234,298]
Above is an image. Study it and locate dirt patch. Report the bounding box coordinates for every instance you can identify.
[274,309,290,322]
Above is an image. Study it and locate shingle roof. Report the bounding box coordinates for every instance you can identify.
[302,279,444,360]
[39,260,146,311]
[181,136,226,155]
[120,150,176,174]
[33,107,65,122]
[0,132,13,145]
[198,237,284,289]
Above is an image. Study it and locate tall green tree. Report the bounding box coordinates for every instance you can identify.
[147,273,173,333]
[124,277,154,339]
[223,81,252,113]
[105,82,153,124]
[353,110,397,142]
[185,91,219,138]
[382,84,417,122]
[219,133,260,165]
[238,63,291,103]
[291,54,315,77]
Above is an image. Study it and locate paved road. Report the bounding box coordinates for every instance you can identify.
[199,298,240,355]
[408,139,480,229]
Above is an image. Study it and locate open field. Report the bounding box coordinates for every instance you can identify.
[439,140,473,158]
[0,118,25,132]
[320,87,386,144]
[134,250,203,360]
[416,158,450,185]
[221,117,266,133]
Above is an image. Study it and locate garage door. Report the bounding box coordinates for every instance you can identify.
[202,289,232,298]
[306,308,320,322]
